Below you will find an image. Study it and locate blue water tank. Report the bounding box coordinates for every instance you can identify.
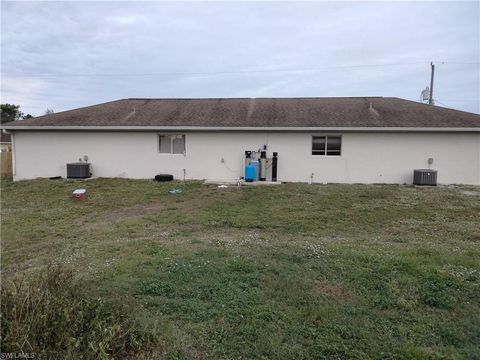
[245,164,255,182]
[251,161,260,181]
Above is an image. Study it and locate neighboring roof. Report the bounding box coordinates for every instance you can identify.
[3,97,480,130]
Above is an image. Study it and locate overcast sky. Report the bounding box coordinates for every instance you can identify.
[1,1,479,116]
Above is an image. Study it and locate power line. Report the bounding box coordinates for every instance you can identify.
[5,60,479,79]
[2,61,436,78]
[437,99,479,102]
[434,100,455,109]
[435,61,480,65]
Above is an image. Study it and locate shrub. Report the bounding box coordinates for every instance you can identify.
[1,266,155,359]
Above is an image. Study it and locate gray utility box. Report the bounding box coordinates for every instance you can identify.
[413,169,437,186]
[67,163,91,179]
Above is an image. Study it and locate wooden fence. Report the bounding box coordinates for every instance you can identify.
[1,151,13,177]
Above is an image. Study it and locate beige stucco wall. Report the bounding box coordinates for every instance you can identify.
[11,130,480,184]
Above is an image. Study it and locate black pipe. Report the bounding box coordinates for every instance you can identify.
[272,152,278,182]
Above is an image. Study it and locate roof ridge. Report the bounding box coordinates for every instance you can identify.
[126,96,386,100]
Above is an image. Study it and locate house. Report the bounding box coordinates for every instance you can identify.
[0,132,12,152]
[2,97,480,184]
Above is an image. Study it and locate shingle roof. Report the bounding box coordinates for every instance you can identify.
[3,97,480,129]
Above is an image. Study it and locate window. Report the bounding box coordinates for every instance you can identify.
[312,136,341,156]
[158,134,185,154]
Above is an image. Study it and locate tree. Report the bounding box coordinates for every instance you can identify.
[45,109,54,115]
[0,104,34,123]
[1,104,20,123]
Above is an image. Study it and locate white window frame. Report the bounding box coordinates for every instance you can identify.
[311,135,342,157]
[158,134,186,155]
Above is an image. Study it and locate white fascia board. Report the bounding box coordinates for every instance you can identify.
[2,126,480,132]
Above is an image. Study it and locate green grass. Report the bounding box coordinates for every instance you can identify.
[1,178,480,359]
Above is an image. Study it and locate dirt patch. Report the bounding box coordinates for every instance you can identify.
[313,279,360,303]
[99,202,168,222]
[73,200,183,232]
[74,185,245,232]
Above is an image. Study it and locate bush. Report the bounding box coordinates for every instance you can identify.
[1,266,155,359]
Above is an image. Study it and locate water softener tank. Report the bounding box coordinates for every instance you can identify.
[251,160,260,181]
[272,152,278,182]
[245,164,255,182]
[260,151,267,181]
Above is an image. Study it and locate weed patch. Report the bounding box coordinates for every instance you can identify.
[1,266,156,359]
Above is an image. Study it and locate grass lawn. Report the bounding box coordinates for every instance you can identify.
[1,178,479,359]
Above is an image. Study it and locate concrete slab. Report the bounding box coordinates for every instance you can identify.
[204,179,282,186]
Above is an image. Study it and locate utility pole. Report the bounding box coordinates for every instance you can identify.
[429,62,435,105]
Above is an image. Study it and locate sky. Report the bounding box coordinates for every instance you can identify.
[1,1,479,116]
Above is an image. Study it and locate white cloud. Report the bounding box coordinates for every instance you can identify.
[0,77,50,115]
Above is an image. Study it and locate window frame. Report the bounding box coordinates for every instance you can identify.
[311,134,342,157]
[157,134,186,155]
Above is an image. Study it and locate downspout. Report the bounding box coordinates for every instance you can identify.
[2,129,15,178]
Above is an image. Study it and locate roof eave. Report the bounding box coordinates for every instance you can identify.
[2,126,480,132]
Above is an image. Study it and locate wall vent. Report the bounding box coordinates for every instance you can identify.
[67,163,91,179]
[413,169,437,186]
